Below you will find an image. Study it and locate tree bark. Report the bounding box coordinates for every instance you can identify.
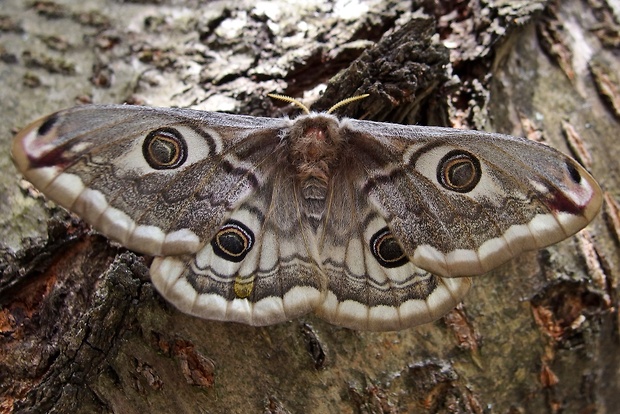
[1,0,619,413]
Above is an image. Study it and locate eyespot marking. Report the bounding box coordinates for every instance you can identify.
[370,227,408,268]
[211,220,254,263]
[437,150,481,193]
[143,127,188,170]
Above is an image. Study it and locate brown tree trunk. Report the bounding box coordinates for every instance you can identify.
[2,0,619,413]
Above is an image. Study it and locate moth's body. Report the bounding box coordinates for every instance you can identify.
[285,115,339,232]
[12,104,602,330]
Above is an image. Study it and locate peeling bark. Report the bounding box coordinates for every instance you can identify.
[1,0,619,413]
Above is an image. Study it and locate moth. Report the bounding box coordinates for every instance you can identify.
[12,96,602,331]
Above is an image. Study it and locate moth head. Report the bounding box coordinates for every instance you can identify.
[288,114,344,184]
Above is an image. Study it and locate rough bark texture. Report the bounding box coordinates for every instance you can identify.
[1,0,619,413]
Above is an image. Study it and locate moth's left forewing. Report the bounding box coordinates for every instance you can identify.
[12,105,289,257]
[344,119,602,278]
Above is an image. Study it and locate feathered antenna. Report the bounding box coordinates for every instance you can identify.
[327,94,369,114]
[267,94,310,114]
[268,93,370,114]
